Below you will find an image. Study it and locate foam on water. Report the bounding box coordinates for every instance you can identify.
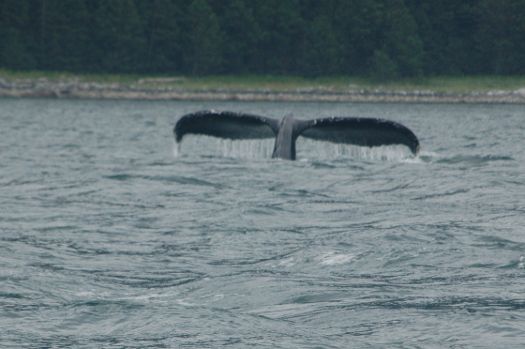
[317,252,355,265]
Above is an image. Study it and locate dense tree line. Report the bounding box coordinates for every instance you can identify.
[1,0,524,78]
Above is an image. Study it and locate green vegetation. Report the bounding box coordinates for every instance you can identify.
[1,1,525,79]
[0,69,142,84]
[166,75,525,93]
[2,69,525,94]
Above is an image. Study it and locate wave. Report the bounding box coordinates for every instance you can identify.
[437,154,514,165]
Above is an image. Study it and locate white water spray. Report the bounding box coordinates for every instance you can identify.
[177,135,274,159]
[176,136,420,162]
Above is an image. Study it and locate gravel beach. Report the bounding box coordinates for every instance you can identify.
[1,77,525,103]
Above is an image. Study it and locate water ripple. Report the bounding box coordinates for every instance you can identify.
[1,99,524,348]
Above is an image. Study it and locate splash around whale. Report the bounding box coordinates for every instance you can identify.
[174,110,420,160]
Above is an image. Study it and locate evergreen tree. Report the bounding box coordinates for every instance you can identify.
[0,0,524,77]
[185,0,223,75]
[90,0,146,73]
[217,0,260,74]
[301,14,340,76]
[409,0,481,75]
[138,0,182,73]
[0,0,35,69]
[334,0,385,75]
[380,0,423,77]
[478,0,525,74]
[251,0,305,74]
[370,49,399,80]
[37,0,90,71]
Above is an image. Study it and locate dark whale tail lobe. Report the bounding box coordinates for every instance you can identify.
[174,110,279,142]
[174,110,420,160]
[295,116,420,156]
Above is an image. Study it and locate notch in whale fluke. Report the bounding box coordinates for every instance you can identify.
[174,110,420,160]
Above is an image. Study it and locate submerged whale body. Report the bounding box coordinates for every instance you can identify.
[174,110,420,160]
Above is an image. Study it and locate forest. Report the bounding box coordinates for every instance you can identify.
[1,0,524,79]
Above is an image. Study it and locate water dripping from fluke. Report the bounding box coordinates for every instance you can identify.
[174,110,420,160]
[176,136,419,163]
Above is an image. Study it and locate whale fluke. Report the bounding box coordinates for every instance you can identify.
[296,116,420,155]
[174,110,279,142]
[174,110,420,160]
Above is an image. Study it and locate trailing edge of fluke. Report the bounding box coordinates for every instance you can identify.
[174,110,420,160]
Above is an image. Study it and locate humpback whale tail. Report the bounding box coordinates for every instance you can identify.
[174,110,420,160]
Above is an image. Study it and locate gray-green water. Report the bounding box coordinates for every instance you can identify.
[1,98,524,348]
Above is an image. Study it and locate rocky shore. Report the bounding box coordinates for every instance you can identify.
[1,77,525,103]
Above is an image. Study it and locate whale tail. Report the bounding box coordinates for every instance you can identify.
[174,110,420,160]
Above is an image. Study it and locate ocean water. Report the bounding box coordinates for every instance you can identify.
[1,98,524,348]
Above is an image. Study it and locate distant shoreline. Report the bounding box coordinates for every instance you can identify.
[1,76,525,104]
